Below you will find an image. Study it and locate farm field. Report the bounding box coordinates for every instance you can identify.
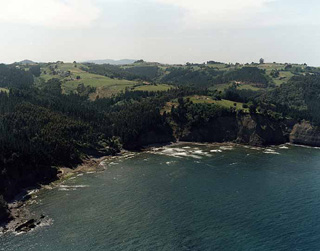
[39,63,137,96]
[133,84,172,92]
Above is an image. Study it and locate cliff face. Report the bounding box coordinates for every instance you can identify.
[290,121,320,147]
[180,116,238,142]
[236,114,287,146]
[0,196,9,223]
[179,114,287,146]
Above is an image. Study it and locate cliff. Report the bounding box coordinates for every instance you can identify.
[290,121,320,147]
[180,113,288,146]
[180,116,238,142]
[236,114,287,146]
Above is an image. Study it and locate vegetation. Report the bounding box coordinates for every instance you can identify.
[222,67,270,87]
[0,64,199,205]
[0,64,33,89]
[133,84,172,92]
[1,59,320,222]
[170,97,235,137]
[262,74,320,123]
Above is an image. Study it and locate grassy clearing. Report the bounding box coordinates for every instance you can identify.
[273,71,295,86]
[66,72,134,88]
[133,84,172,92]
[237,84,262,91]
[257,63,284,71]
[189,96,247,111]
[162,95,248,113]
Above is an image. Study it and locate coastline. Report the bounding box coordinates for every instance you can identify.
[0,152,130,235]
[1,141,318,235]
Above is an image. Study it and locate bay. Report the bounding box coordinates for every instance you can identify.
[1,144,320,251]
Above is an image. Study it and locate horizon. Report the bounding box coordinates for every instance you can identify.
[6,58,319,67]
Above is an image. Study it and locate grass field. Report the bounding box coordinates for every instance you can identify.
[237,84,262,91]
[273,71,295,86]
[39,63,137,97]
[133,84,172,92]
[257,63,284,71]
[162,95,248,113]
[189,96,247,111]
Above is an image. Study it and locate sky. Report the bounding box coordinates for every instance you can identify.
[0,0,319,65]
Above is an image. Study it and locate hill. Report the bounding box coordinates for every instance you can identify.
[83,59,137,65]
[33,60,318,101]
[36,62,173,99]
[37,62,138,98]
[17,59,36,65]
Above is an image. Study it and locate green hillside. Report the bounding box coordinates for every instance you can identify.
[38,62,137,98]
[28,60,320,101]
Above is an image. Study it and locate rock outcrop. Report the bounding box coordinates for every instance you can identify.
[236,114,287,146]
[179,114,287,146]
[0,164,57,226]
[290,121,320,147]
[180,116,238,142]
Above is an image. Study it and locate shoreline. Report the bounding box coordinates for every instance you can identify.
[0,152,130,235]
[1,141,318,234]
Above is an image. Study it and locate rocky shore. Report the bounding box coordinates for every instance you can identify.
[0,155,115,234]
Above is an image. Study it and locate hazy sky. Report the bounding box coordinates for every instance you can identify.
[0,0,319,65]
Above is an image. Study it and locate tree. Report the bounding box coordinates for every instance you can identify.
[271,70,280,78]
[249,104,257,114]
[29,65,41,77]
[43,78,62,95]
[259,58,265,64]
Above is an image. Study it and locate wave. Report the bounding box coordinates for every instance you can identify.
[220,146,234,151]
[58,185,89,191]
[153,146,216,159]
[210,149,222,153]
[60,185,89,188]
[263,149,280,155]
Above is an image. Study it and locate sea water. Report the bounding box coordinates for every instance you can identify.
[1,144,320,251]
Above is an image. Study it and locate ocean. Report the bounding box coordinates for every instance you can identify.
[1,143,320,251]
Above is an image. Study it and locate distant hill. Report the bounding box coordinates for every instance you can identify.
[17,59,36,65]
[83,59,137,65]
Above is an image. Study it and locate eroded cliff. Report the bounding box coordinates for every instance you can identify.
[179,113,288,146]
[290,121,320,147]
